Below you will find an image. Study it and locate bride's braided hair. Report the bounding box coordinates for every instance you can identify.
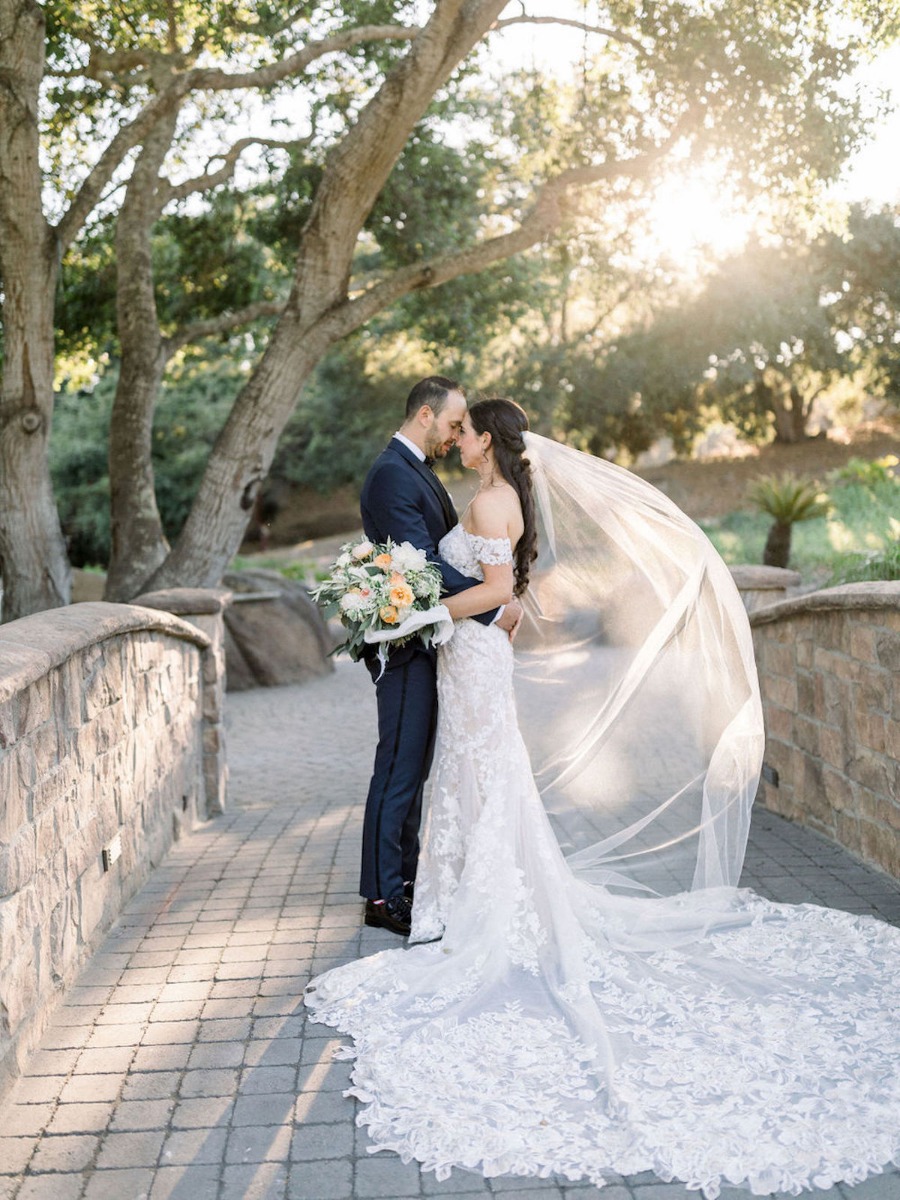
[468,398,538,596]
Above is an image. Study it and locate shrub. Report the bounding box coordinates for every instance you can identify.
[747,473,830,569]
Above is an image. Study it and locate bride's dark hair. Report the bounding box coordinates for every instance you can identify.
[468,398,538,596]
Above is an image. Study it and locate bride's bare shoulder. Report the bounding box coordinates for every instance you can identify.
[467,484,521,537]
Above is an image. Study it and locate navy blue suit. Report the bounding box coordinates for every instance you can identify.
[358,438,496,901]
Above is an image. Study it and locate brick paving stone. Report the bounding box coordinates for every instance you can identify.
[294,1090,354,1126]
[233,1094,296,1129]
[86,1023,143,1049]
[11,1077,67,1105]
[46,1101,115,1134]
[290,1122,353,1162]
[132,1045,192,1073]
[29,1132,99,1172]
[178,1069,239,1098]
[141,1022,199,1046]
[170,1098,234,1129]
[201,998,253,1020]
[226,1123,293,1164]
[121,1073,181,1102]
[26,1048,81,1076]
[151,1001,207,1023]
[75,1046,136,1075]
[58,1074,123,1104]
[287,1160,353,1200]
[1,1104,55,1138]
[149,1164,220,1200]
[97,1002,155,1025]
[838,1173,900,1199]
[422,1172,494,1194]
[196,1019,252,1043]
[16,1175,84,1200]
[221,1162,288,1200]
[96,1129,166,1169]
[110,1099,175,1130]
[355,1155,425,1197]
[160,1127,229,1166]
[239,1066,297,1094]
[82,1167,156,1199]
[244,1039,304,1068]
[38,1025,92,1051]
[0,1135,34,1174]
[187,1042,245,1070]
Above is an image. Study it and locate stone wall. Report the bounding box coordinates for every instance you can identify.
[0,599,223,1098]
[751,582,900,878]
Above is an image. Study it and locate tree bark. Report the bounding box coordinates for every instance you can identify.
[0,0,71,621]
[104,110,180,602]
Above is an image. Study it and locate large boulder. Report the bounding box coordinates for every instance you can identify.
[222,568,335,691]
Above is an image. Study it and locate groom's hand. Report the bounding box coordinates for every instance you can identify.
[496,597,523,641]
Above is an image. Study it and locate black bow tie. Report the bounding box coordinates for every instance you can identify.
[424,456,435,469]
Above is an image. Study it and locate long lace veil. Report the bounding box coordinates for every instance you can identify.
[515,433,765,897]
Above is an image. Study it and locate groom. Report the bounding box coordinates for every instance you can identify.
[358,375,521,935]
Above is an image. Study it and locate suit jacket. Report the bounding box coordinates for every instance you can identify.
[359,439,496,670]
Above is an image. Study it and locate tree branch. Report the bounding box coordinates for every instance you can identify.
[52,23,420,252]
[55,83,189,253]
[160,137,308,204]
[163,300,287,356]
[329,138,685,339]
[493,14,647,55]
[186,24,419,92]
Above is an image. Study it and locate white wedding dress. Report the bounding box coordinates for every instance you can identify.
[306,506,900,1196]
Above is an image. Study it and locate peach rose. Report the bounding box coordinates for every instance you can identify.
[373,553,393,569]
[379,604,399,624]
[389,582,414,608]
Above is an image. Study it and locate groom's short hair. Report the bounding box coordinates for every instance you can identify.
[405,376,465,419]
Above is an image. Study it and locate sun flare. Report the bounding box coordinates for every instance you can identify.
[633,172,758,275]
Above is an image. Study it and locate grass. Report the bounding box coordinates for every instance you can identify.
[700,476,899,585]
[229,554,328,583]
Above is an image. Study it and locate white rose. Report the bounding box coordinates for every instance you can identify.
[336,552,352,568]
[390,542,428,574]
[351,540,374,560]
[339,591,367,615]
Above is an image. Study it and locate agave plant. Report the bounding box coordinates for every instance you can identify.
[747,473,830,569]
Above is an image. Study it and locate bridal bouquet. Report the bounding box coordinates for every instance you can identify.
[311,537,454,668]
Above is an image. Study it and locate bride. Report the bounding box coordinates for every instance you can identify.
[306,399,900,1197]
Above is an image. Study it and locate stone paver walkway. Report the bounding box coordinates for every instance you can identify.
[1,660,900,1200]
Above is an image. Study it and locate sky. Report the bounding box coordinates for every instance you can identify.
[839,40,900,204]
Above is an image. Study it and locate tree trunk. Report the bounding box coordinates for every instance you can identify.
[770,380,811,444]
[0,0,71,621]
[140,0,508,595]
[142,325,330,591]
[763,520,792,568]
[104,110,180,602]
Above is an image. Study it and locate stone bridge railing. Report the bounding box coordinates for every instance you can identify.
[750,581,900,879]
[0,591,228,1098]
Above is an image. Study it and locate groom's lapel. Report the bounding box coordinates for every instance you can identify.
[389,441,456,529]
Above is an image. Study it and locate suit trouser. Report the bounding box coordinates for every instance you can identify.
[359,650,439,901]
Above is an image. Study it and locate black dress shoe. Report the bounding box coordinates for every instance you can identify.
[364,895,412,936]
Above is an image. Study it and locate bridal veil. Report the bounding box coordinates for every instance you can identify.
[516,432,765,897]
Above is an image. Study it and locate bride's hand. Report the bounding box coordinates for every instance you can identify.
[498,596,523,641]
